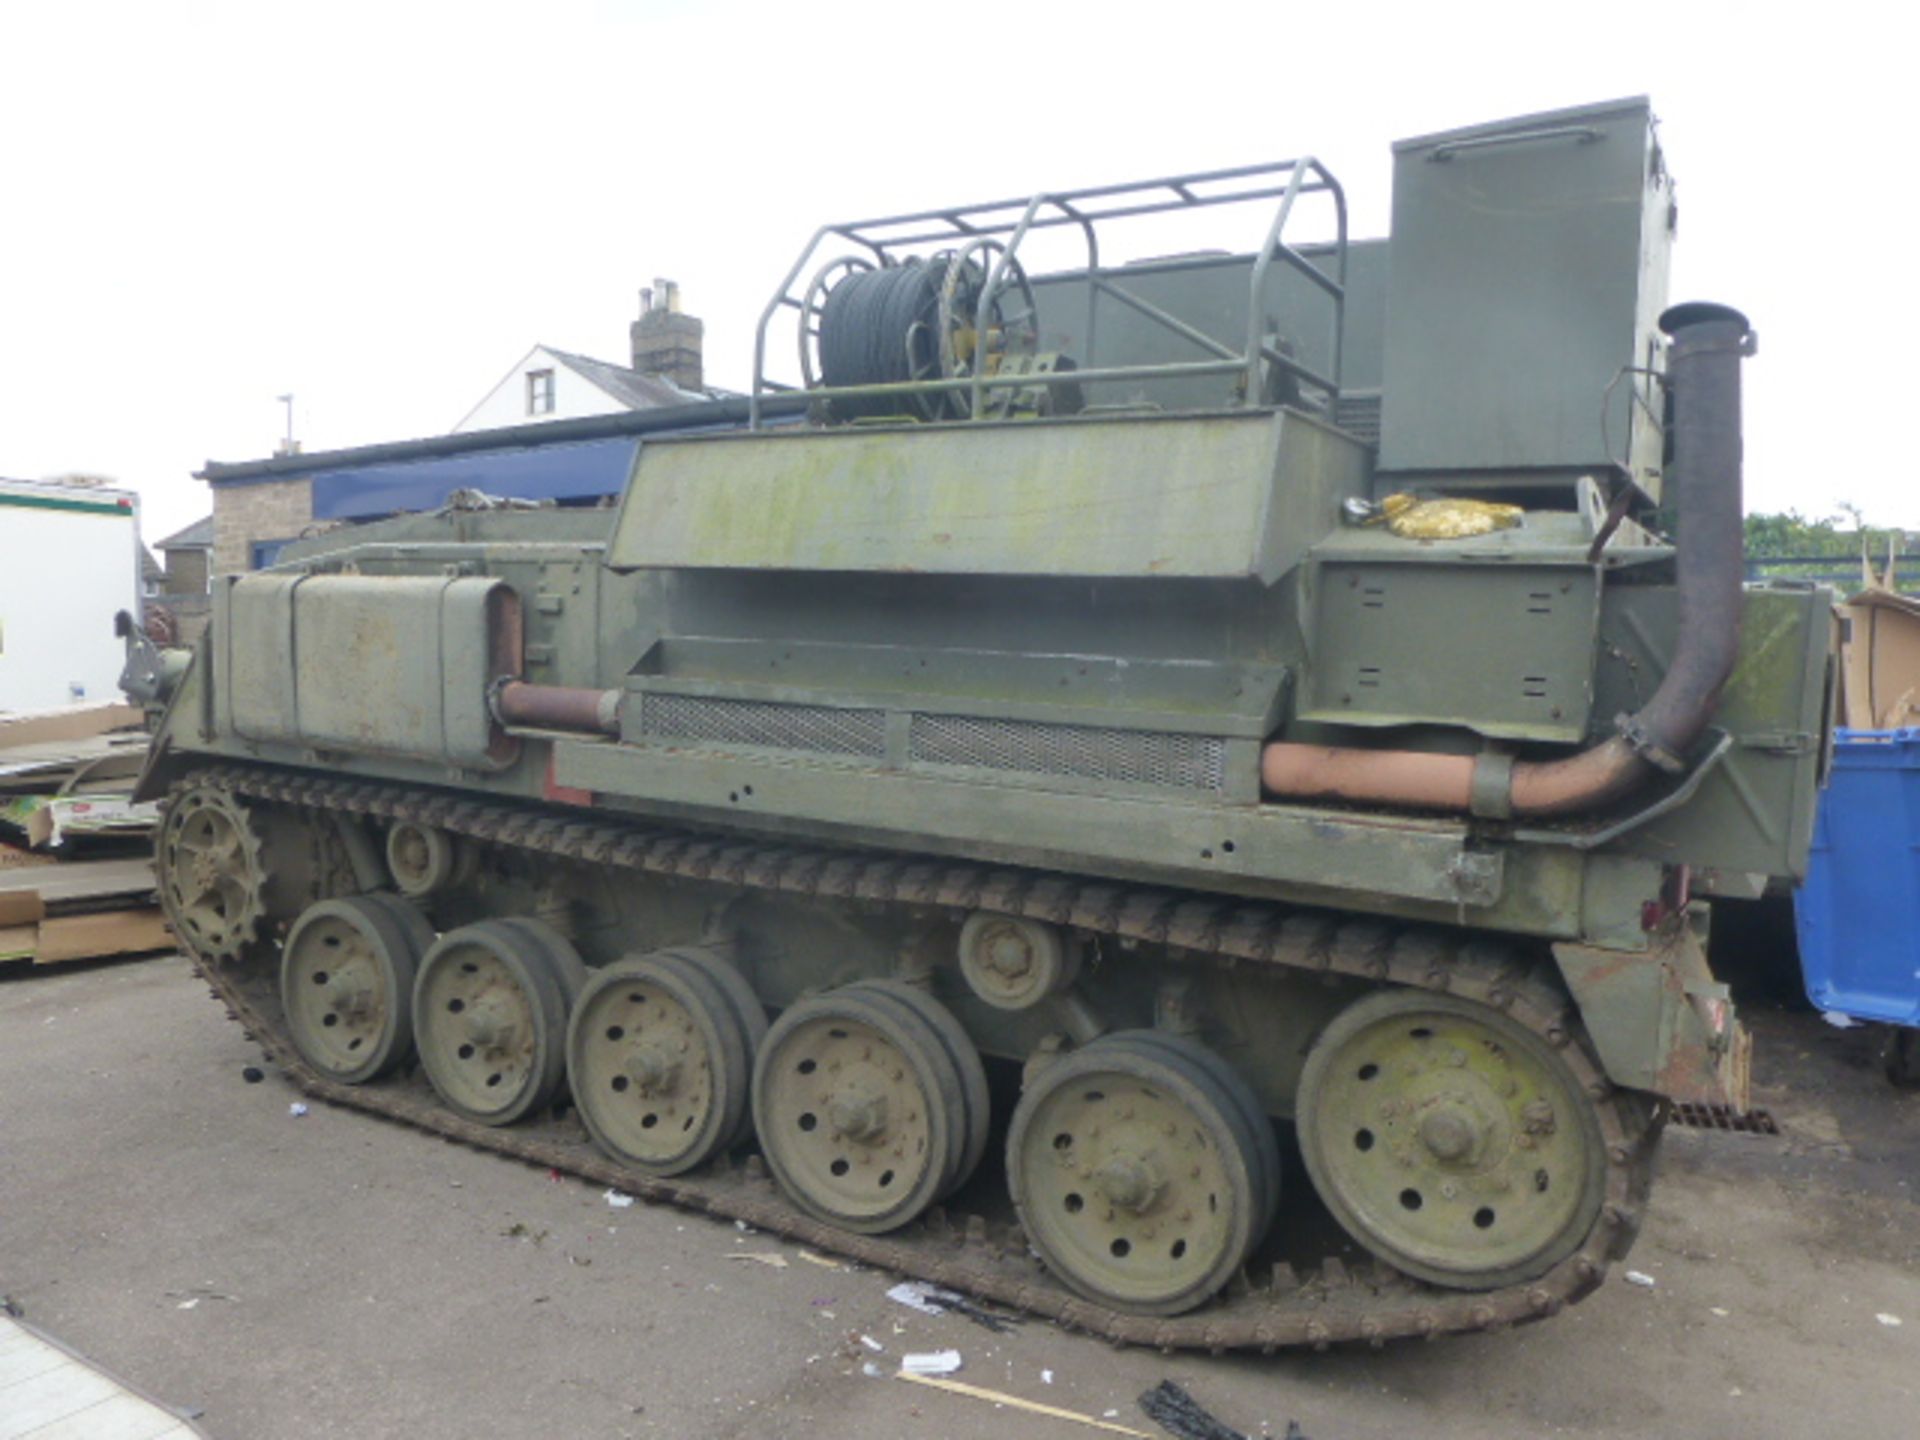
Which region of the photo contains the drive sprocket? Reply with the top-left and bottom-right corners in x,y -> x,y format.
155,783 -> 272,963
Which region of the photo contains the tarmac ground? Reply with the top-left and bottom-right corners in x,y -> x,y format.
2,950 -> 1914,1440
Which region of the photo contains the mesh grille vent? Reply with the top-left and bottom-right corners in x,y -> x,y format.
1334,392 -> 1381,446
638,694 -> 886,758
910,713 -> 1225,791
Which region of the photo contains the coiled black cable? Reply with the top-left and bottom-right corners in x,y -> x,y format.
818,260 -> 947,419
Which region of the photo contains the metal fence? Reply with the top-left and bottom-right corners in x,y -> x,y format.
1746,554 -> 1920,594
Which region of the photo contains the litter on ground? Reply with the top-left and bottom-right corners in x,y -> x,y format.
897,1372 -> 1151,1436
885,1279 -> 1020,1332
604,1189 -> 636,1209
887,1281 -> 945,1316
1139,1379 -> 1252,1440
900,1349 -> 964,1377
1624,1270 -> 1657,1288
725,1252 -> 789,1269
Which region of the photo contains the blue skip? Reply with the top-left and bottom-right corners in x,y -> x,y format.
1793,728 -> 1920,1081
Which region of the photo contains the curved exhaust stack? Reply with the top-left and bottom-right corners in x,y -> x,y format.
1262,302 -> 1754,820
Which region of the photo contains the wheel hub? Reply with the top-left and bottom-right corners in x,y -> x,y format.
750,987 -> 974,1236
1416,1103 -> 1488,1165
326,969 -> 376,1021
1093,1152 -> 1161,1213
569,950 -> 760,1176
280,896 -> 427,1086
1297,991 -> 1608,1290
827,1085 -> 888,1142
983,930 -> 1034,980
462,994 -> 522,1052
622,1040 -> 683,1097
1007,1032 -> 1276,1316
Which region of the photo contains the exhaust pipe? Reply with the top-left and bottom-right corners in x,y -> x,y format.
492,681 -> 622,735
1262,302 -> 1754,820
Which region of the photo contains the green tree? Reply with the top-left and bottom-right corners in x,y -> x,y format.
1744,507 -> 1911,589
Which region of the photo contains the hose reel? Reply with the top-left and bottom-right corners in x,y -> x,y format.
800,244 -> 1046,420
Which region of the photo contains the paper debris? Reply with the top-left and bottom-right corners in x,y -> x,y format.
1042,1369 -> 1055,1384
176,1298 -> 199,1310
604,1189 -> 636,1209
288,1102 -> 308,1117
1623,1270 -> 1657,1288
1822,1011 -> 1861,1030
885,1279 -> 1019,1333
1877,1313 -> 1903,1327
1709,1307 -> 1730,1318
862,1361 -> 886,1378
860,1334 -> 884,1352
895,1373 -> 1150,1436
888,1281 -> 947,1316
796,1249 -> 843,1270
725,1252 -> 789,1269
901,1350 -> 964,1377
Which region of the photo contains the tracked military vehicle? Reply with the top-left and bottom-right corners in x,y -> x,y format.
127,98 -> 1832,1349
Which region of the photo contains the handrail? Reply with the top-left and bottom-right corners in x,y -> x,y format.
750,156 -> 1348,429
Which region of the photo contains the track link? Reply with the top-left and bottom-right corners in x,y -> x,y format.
176,763 -> 1662,1352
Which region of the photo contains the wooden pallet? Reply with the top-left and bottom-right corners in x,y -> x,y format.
0,857 -> 169,966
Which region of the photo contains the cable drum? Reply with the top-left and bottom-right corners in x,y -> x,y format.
818,260 -> 948,419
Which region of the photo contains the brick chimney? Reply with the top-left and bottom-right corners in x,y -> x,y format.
630,278 -> 704,393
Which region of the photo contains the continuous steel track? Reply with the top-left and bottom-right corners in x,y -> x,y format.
177,763 -> 1662,1352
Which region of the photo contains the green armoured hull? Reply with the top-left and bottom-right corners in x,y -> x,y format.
131,97 -> 1829,1342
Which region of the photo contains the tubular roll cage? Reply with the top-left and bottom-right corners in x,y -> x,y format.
748,158 -> 1349,428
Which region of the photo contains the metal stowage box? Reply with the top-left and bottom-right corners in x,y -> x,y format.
1795,729 -> 1920,1026
1377,97 -> 1674,493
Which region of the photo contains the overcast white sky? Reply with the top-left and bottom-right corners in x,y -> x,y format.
2,0 -> 1910,543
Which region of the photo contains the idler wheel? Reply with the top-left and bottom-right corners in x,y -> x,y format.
750,981 -> 971,1234
412,920 -> 577,1126
1007,1030 -> 1273,1316
280,895 -> 433,1084
1295,988 -> 1607,1290
567,948 -> 762,1176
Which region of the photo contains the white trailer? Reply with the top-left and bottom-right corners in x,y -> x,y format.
0,478 -> 142,714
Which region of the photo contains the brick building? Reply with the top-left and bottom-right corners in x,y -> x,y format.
147,515 -> 215,643
206,285 -> 709,575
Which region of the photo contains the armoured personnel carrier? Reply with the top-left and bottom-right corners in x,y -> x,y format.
126,98 -> 1832,1349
